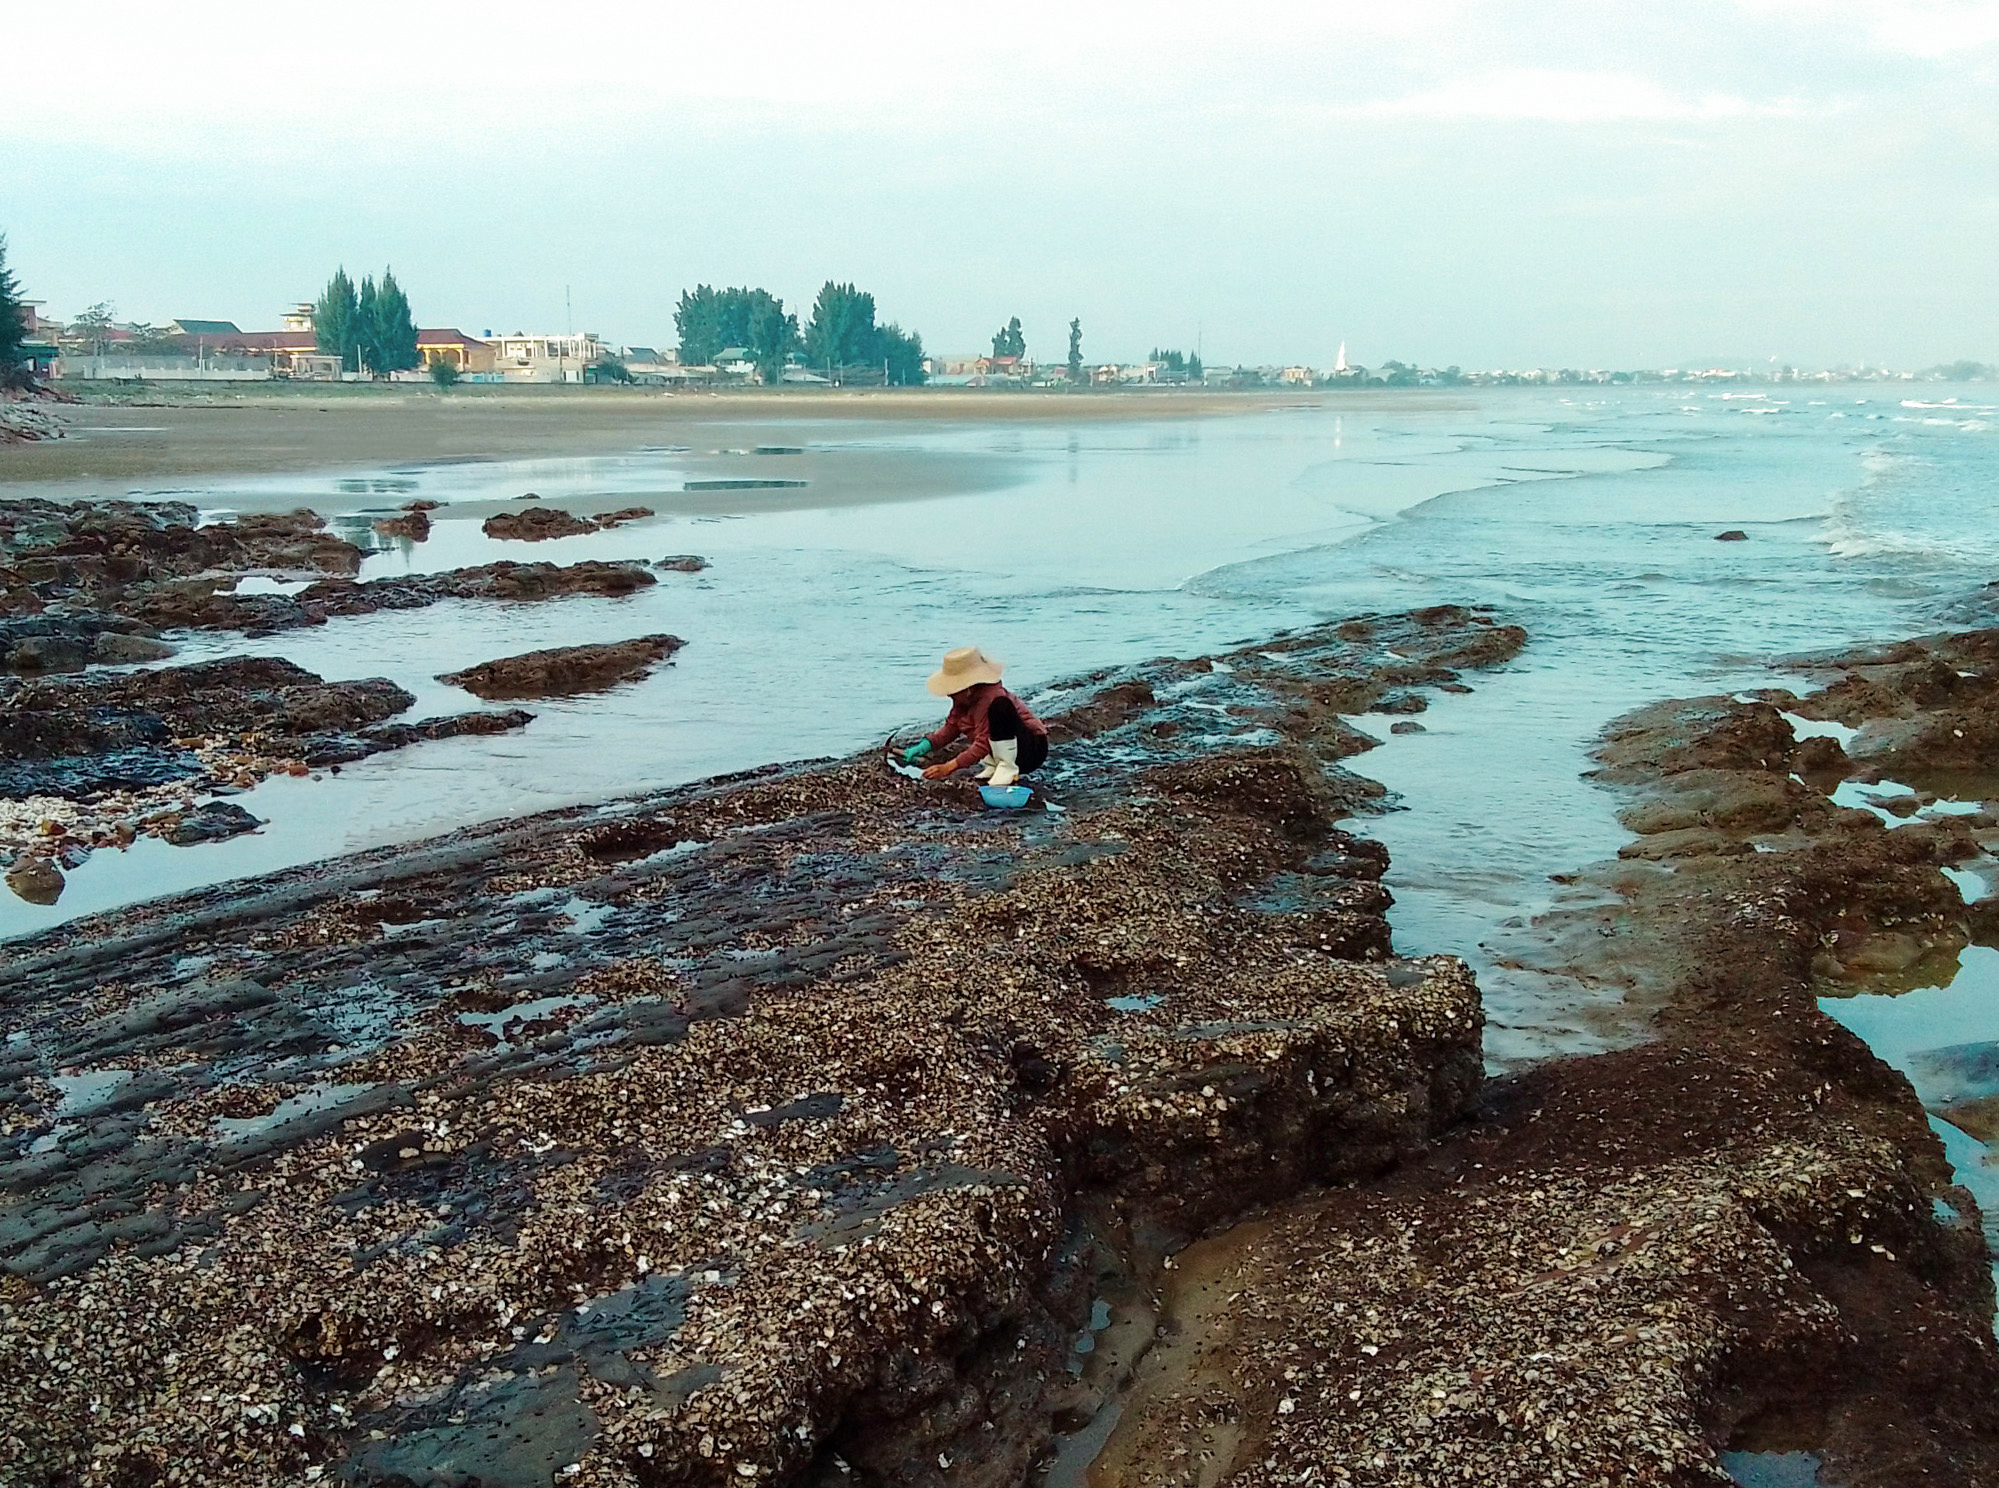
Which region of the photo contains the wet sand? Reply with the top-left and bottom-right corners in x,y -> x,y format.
0,386 -> 1425,513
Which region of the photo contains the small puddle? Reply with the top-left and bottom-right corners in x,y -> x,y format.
1104,994 -> 1164,1015
682,478 -> 809,492
50,1069 -> 136,1117
1721,1451 -> 1828,1487
559,896 -> 616,935
1778,711 -> 1857,748
213,1082 -> 379,1141
1828,777 -> 1985,829
458,994 -> 595,1046
1042,1401 -> 1123,1488
1068,1297 -> 1113,1369
1820,945 -> 1999,1327
1945,861 -> 1996,905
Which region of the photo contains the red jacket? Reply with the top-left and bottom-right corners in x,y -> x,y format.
925,682 -> 1048,775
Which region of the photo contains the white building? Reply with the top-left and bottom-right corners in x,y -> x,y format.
483,332 -> 607,383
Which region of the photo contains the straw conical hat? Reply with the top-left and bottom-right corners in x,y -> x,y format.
927,646 -> 1005,697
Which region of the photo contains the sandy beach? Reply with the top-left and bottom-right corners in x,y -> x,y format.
0,386 -> 1446,515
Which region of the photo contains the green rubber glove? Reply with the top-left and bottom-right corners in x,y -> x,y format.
902,739 -> 934,763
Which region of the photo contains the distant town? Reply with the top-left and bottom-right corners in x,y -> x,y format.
4,265 -> 1991,393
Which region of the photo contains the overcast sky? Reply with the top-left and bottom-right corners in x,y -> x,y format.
5,0 -> 1996,368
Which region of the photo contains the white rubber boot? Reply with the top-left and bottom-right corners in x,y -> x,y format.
988,738 -> 1021,787
974,755 -> 998,781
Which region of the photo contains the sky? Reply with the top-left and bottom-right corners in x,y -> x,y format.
4,0 -> 1997,369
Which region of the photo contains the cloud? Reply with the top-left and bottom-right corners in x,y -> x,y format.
1328,69 -> 1816,123
1734,0 -> 1999,59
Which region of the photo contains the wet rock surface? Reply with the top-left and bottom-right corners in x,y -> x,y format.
0,499 -> 360,622
1094,625 -> 1999,1488
0,610 -> 176,673
0,606 -> 1522,1488
128,558 -> 661,636
0,496 -> 672,641
0,400 -> 67,445
372,506 -> 433,542
481,505 -> 658,542
484,506 -> 598,542
0,656 -> 534,882
442,635 -> 687,701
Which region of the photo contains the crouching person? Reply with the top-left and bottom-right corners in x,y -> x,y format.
901,647 -> 1050,785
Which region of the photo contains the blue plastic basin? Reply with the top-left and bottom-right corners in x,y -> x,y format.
978,784 -> 1034,810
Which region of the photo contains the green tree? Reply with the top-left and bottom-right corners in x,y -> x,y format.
355,276 -> 379,373
69,302 -> 115,356
747,295 -> 799,385
0,236 -> 30,387
368,269 -> 419,373
991,316 -> 1025,360
674,285 -> 727,365
1067,319 -> 1083,383
675,285 -> 786,367
1188,352 -> 1202,380
314,267 -> 360,373
126,323 -> 183,356
429,359 -> 461,387
879,323 -> 927,386
805,281 -> 878,377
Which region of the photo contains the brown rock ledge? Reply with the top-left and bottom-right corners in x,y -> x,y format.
1095,626 -> 1999,1488
0,656 -> 533,874
0,494 -> 668,639
441,635 -> 686,700
0,605 -> 1522,1487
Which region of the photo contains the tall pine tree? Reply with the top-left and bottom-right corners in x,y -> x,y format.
314,268 -> 360,373
314,265 -> 417,374
0,235 -> 30,386
355,276 -> 379,374
990,316 -> 1025,360
372,269 -> 419,372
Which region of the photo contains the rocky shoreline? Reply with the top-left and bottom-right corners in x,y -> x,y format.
8,610 -> 1999,1487
0,606 -> 1519,1487
0,656 -> 535,896
0,498 -> 688,661
0,495 -> 710,900
1094,626 -> 1999,1487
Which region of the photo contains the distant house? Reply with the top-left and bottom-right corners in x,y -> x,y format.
620,347 -> 698,385
1281,366 -> 1314,385
715,347 -> 757,380
974,354 -> 1025,380
482,332 -> 607,383
167,319 -> 243,337
416,329 -> 495,375
198,329 -> 316,364
15,304 -> 58,379
1112,362 -> 1160,385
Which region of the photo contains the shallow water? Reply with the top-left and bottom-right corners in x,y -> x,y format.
9,387 -> 1999,1073
1821,945 -> 1999,1320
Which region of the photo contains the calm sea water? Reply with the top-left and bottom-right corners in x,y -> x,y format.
8,386 -> 1997,1068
